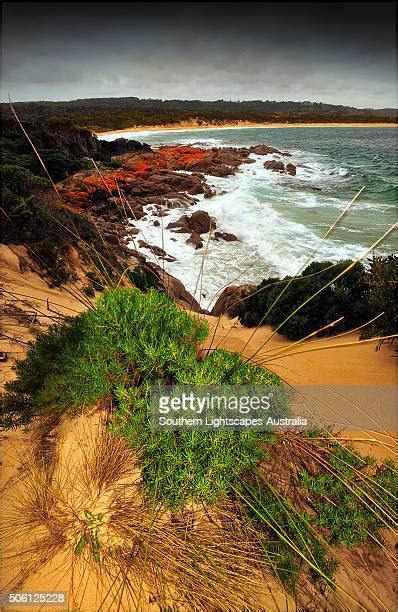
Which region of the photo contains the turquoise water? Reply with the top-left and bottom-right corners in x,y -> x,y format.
100,127 -> 397,307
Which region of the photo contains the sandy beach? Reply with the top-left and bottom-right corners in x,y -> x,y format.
96,120 -> 397,137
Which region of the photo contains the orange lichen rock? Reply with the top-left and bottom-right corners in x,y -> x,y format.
58,145 -> 249,212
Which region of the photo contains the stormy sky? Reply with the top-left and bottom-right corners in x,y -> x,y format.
1,2 -> 396,107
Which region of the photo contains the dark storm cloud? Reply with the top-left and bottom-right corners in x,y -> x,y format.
1,2 -> 396,106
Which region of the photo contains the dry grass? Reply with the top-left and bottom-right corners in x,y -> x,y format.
0,416 -> 282,611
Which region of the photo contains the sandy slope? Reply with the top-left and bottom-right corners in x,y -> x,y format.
1,245 -> 90,389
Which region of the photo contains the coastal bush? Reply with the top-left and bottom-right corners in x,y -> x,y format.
234,260 -> 370,339
361,255 -> 398,347
2,287 -> 282,505
237,476 -> 338,592
1,133 -> 84,181
300,442 -> 398,547
1,158 -> 127,286
234,436 -> 397,592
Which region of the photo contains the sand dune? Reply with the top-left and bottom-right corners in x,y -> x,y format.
1,245 -> 396,610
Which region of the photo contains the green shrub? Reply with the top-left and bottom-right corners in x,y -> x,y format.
3,287 -> 283,505
361,255 -> 398,346
300,443 -> 397,547
237,476 -> 338,592
5,288 -> 207,411
235,260 -> 370,340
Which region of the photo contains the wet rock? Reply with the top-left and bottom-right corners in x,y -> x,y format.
204,186 -> 215,199
189,210 -> 215,234
286,163 -> 297,176
264,160 -> 285,172
214,231 -> 239,242
167,215 -> 191,233
167,210 -> 216,235
186,232 -> 204,249
136,240 -> 176,262
250,144 -> 291,157
131,208 -> 146,220
138,240 -> 167,257
251,145 -> 280,155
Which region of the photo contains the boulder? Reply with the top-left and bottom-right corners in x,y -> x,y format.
167,210 -> 216,235
211,284 -> 256,317
189,210 -> 215,234
214,231 -> 238,242
131,208 -> 146,220
167,215 -> 191,233
263,160 -> 297,175
249,144 -> 291,157
264,160 -> 285,172
204,186 -> 215,199
186,233 -> 204,249
138,240 -> 167,257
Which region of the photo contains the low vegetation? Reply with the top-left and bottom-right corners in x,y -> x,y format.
2,287 -> 281,506
230,258 -> 397,344
300,442 -> 397,547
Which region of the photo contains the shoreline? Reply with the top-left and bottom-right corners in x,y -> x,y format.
96,121 -> 397,137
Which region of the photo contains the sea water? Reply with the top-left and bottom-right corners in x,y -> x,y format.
99,127 -> 397,309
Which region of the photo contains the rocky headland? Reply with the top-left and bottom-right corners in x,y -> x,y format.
58,142 -> 296,262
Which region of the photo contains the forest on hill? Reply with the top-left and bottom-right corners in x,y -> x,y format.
1,97 -> 396,132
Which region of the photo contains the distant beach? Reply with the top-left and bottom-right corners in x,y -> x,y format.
96,121 -> 397,137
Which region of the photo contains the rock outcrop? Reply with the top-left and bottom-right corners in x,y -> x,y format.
214,231 -> 239,242
57,143 -> 294,263
249,144 -> 291,157
211,284 -> 256,317
264,160 -> 297,175
185,233 -> 204,249
48,124 -> 152,158
144,263 -> 202,312
264,160 -> 285,172
167,210 -> 216,249
137,240 -> 176,261
100,138 -> 152,156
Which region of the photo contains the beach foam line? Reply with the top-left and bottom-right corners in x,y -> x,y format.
97,122 -> 397,140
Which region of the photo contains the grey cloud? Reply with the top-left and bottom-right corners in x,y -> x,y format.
2,2 -> 396,106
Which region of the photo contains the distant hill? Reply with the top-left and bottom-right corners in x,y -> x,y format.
1,97 -> 396,132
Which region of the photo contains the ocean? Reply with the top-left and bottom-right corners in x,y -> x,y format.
99,126 -> 397,309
